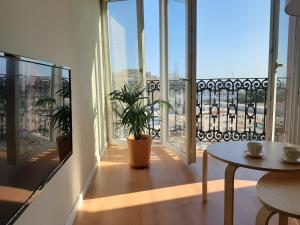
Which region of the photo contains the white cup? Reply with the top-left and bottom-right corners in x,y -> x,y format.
247,142 -> 262,155
283,146 -> 300,162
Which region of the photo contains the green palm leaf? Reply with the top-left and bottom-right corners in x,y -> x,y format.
108,82 -> 171,140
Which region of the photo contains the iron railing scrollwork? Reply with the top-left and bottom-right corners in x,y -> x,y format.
196,78 -> 268,142
146,80 -> 161,139
146,78 -> 271,142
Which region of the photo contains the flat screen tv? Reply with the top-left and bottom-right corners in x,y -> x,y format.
0,52 -> 72,225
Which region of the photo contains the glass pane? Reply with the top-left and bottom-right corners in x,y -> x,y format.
168,0 -> 186,151
144,0 -> 161,140
107,0 -> 141,140
145,0 -> 159,80
274,0 -> 289,142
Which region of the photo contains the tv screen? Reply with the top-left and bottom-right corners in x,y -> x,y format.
0,52 -> 72,225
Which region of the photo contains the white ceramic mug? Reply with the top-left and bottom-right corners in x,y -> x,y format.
283,146 -> 300,162
247,142 -> 262,155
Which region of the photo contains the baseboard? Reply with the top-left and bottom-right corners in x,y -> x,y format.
65,162 -> 98,225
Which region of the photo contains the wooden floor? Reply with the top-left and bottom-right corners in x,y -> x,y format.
73,146 -> 300,225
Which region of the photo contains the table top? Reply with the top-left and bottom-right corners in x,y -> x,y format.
207,141 -> 300,172
257,172 -> 300,218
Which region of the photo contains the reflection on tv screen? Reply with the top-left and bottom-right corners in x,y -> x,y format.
0,52 -> 72,225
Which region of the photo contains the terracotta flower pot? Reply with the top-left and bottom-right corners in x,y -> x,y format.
56,135 -> 72,161
127,134 -> 152,168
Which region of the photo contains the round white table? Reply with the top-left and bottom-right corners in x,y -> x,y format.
204,141 -> 300,225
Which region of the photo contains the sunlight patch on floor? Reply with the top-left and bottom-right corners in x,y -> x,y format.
100,161 -> 128,166
80,179 -> 257,213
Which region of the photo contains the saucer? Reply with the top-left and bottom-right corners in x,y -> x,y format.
281,155 -> 300,164
244,150 -> 265,158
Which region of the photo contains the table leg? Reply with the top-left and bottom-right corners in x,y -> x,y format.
202,150 -> 208,203
255,206 -> 275,225
279,214 -> 288,225
224,164 -> 238,225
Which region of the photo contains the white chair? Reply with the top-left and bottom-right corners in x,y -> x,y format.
256,172 -> 300,225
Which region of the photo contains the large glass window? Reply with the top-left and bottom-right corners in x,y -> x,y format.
196,0 -> 271,143
107,0 -> 141,139
107,0 -> 140,89
103,0 -> 288,147
144,0 -> 160,80
144,0 -> 161,140
168,0 -> 186,150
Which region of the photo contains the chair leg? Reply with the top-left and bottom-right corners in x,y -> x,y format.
279,214 -> 288,225
256,206 -> 276,225
202,150 -> 208,203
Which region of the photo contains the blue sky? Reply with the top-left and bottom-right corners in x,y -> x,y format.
108,0 -> 139,74
0,0 -> 289,80
108,0 -> 288,79
196,0 -> 271,78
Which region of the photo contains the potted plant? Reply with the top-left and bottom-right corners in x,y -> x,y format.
108,82 -> 171,168
35,79 -> 72,161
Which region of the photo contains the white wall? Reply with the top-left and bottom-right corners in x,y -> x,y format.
0,0 -> 106,224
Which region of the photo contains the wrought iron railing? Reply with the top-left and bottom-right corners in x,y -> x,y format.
196,78 -> 267,142
146,80 -> 161,139
146,78 -> 269,142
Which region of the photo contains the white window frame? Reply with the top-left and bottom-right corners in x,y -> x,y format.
101,0 -> 197,163
285,17 -> 300,144
266,0 -> 280,141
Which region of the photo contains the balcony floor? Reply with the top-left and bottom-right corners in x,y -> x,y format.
73,146 -> 299,225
